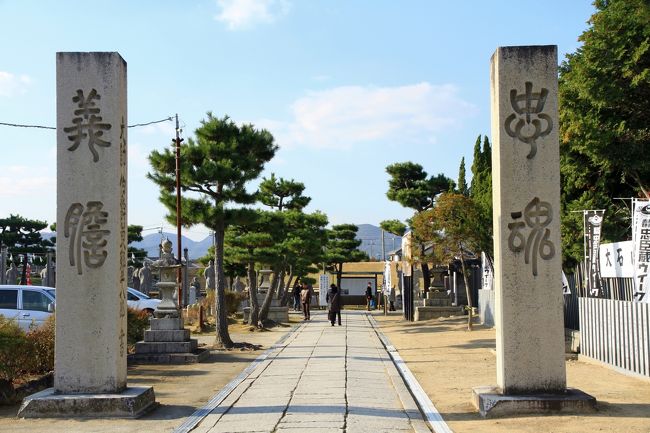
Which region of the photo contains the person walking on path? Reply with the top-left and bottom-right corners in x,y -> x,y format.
300,282 -> 313,320
365,282 -> 373,311
326,283 -> 342,326
292,281 -> 302,311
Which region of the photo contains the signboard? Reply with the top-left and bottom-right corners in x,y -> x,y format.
599,241 -> 634,278
319,274 -> 329,306
584,210 -> 605,297
562,271 -> 570,295
633,200 -> 650,302
384,261 -> 392,294
481,252 -> 494,291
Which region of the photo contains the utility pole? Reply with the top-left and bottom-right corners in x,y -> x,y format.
381,230 -> 386,261
174,113 -> 184,308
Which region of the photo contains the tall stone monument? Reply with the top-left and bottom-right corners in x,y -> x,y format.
19,52 -> 155,418
472,45 -> 595,416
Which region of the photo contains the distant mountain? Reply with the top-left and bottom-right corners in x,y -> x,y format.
356,224 -> 402,260
112,224 -> 401,261
131,232 -> 212,260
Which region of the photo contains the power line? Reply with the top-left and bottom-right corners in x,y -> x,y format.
0,116 -> 173,130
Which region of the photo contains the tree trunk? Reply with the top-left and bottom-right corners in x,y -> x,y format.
276,264 -> 287,301
336,263 -> 343,287
259,266 -> 283,321
280,269 -> 294,307
20,254 -> 27,285
214,224 -> 234,348
420,244 -> 431,291
459,246 -> 474,331
247,262 -> 259,326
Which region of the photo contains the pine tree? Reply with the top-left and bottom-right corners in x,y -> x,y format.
457,157 -> 468,196
148,114 -> 277,348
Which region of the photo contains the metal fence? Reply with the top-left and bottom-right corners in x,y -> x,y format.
579,297 -> 650,378
563,262 -> 637,330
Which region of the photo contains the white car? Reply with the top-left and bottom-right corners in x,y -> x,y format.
126,288 -> 160,315
0,285 -> 160,330
0,285 -> 55,331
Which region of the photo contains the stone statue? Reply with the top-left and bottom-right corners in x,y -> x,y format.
232,276 -> 245,292
139,261 -> 152,294
190,276 -> 201,303
204,259 -> 216,291
132,267 -> 141,291
6,263 -> 18,284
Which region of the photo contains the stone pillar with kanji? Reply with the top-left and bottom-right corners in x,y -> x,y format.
18,52 -> 154,418
472,45 -> 596,417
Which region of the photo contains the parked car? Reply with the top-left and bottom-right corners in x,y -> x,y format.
0,285 -> 160,330
126,288 -> 160,316
0,285 -> 55,331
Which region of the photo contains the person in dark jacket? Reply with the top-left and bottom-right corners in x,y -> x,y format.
292,281 -> 302,311
365,282 -> 373,311
326,283 -> 342,326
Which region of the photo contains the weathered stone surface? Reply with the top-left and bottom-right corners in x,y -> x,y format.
55,52 -> 128,395
17,386 -> 156,418
134,340 -> 198,354
143,329 -> 190,342
128,349 -> 209,365
150,317 -> 183,330
414,306 -> 463,321
472,386 -> 597,418
491,45 -> 566,394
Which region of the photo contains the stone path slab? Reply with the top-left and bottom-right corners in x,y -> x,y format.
179,311 -> 433,433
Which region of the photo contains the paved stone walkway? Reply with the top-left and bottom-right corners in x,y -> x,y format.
186,311 -> 432,433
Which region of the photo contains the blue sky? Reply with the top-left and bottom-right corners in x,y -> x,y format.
0,0 -> 595,240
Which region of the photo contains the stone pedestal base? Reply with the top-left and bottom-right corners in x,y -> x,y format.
414,306 -> 463,321
243,306 -> 289,323
472,386 -> 597,418
17,386 -> 156,418
129,317 -> 209,364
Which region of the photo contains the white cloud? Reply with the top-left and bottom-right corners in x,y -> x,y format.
263,82 -> 477,150
214,0 -> 290,30
0,166 -> 54,197
0,71 -> 31,97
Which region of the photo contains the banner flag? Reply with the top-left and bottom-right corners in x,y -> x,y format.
319,274 -> 329,306
632,200 -> 650,302
562,271 -> 570,295
584,210 -> 605,297
599,241 -> 634,278
481,252 -> 494,291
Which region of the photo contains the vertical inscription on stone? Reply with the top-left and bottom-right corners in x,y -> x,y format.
504,81 -> 553,159
64,201 -> 110,275
56,52 -> 127,394
118,117 -> 127,357
63,89 -> 112,162
491,46 -> 566,394
507,197 -> 555,276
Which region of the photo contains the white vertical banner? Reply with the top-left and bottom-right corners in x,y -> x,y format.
562,271 -> 570,295
584,210 -> 605,297
632,199 -> 650,302
319,274 -> 329,306
481,251 -> 494,291
384,261 -> 392,293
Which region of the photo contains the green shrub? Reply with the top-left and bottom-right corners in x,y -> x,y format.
224,290 -> 246,316
127,307 -> 150,347
0,316 -> 27,383
23,316 -> 55,375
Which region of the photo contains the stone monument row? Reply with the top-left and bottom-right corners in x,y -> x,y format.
19,52 -> 155,417
472,45 -> 595,416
